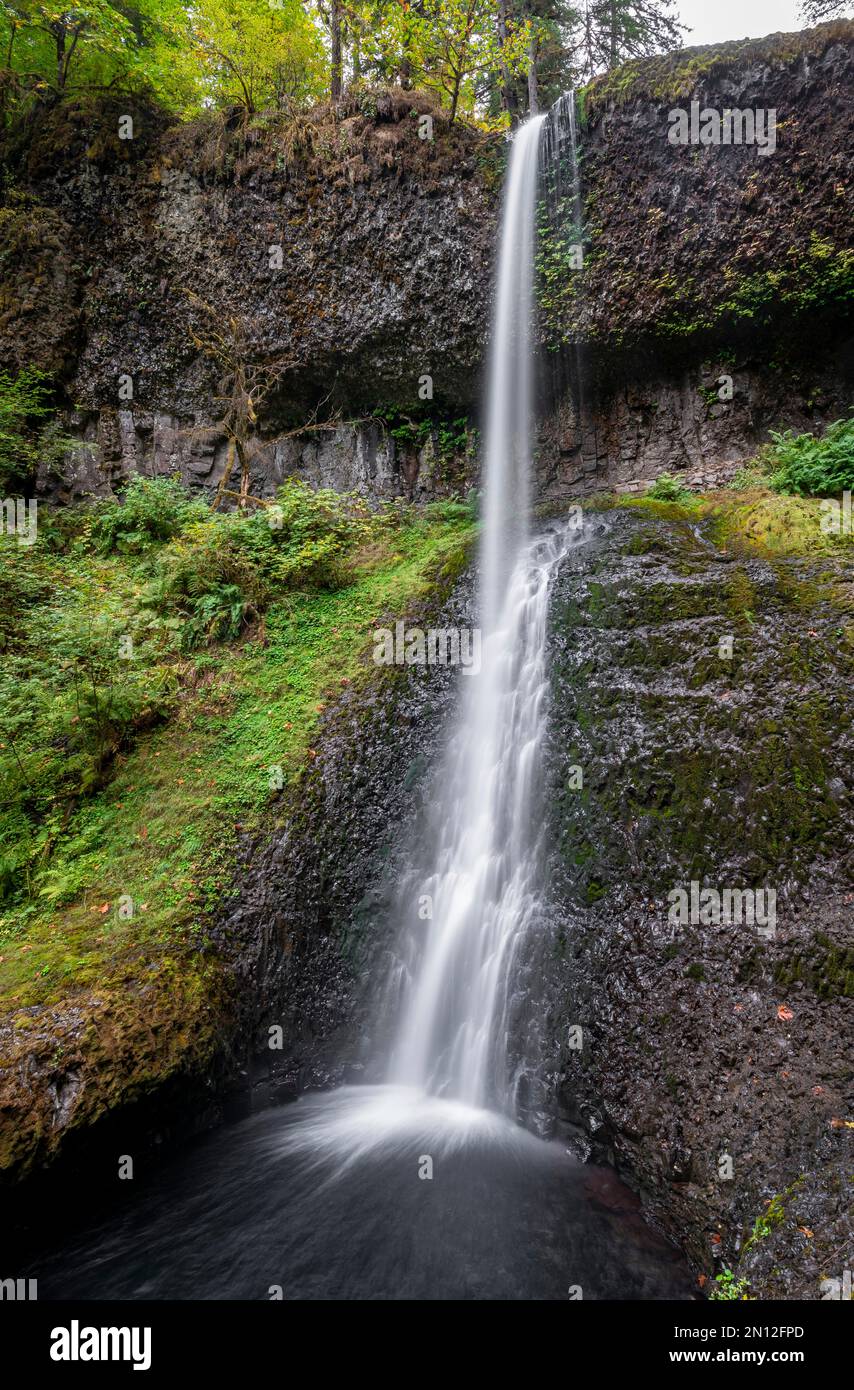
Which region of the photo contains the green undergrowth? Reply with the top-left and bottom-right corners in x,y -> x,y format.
0,482 -> 476,1012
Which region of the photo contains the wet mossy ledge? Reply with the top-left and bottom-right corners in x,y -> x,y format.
0,488 -> 477,1205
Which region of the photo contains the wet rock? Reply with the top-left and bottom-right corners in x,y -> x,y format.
541,508 -> 854,1297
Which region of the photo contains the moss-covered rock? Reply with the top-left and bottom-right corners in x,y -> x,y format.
542,502 -> 853,1297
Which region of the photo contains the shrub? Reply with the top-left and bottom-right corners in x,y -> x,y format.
265,478 -> 378,588
142,479 -> 383,649
768,417 -> 854,497
90,476 -> 209,554
647,472 -> 694,503
0,367 -> 70,492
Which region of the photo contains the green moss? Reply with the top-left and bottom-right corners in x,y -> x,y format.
775,937 -> 854,1000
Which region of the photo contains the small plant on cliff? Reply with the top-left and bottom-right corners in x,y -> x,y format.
647,472 -> 694,503
709,1268 -> 752,1301
768,417 -> 854,498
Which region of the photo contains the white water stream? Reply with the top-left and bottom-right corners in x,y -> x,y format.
388,114 -> 584,1116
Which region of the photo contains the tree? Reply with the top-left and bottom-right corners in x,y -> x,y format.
0,0 -> 198,114
185,293 -> 299,510
181,0 -> 325,114
799,0 -> 849,20
569,0 -> 684,80
2,2 -> 133,96
314,0 -> 344,99
415,0 -> 533,122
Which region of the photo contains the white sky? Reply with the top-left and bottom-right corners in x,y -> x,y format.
677,0 -> 805,47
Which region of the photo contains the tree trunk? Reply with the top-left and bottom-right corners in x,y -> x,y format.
351,22 -> 361,83
497,0 -> 519,123
330,2 -> 343,101
53,26 -> 66,92
237,440 -> 251,510
527,35 -> 539,113
449,72 -> 461,124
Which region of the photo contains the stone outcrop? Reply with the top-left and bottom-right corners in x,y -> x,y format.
2,23 -> 852,502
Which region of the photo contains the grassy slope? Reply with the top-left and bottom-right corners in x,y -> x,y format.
0,510 -> 474,1172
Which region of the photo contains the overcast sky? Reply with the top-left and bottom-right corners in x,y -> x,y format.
676,0 -> 804,47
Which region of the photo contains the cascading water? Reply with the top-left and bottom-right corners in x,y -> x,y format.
388,114 -> 578,1120
389,115 -> 546,1102
540,91 -> 592,458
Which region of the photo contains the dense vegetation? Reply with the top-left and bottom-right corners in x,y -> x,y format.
0,0 -> 692,129
0,476 -> 475,1007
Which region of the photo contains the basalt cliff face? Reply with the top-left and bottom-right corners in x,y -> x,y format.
1,88 -> 497,503
2,23 -> 852,505
535,21 -> 854,497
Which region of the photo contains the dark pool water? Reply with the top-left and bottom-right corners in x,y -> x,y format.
30,1087 -> 695,1301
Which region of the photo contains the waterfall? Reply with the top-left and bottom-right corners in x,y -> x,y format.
479,113 -> 546,632
540,91 -> 591,456
388,113 -> 575,1118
